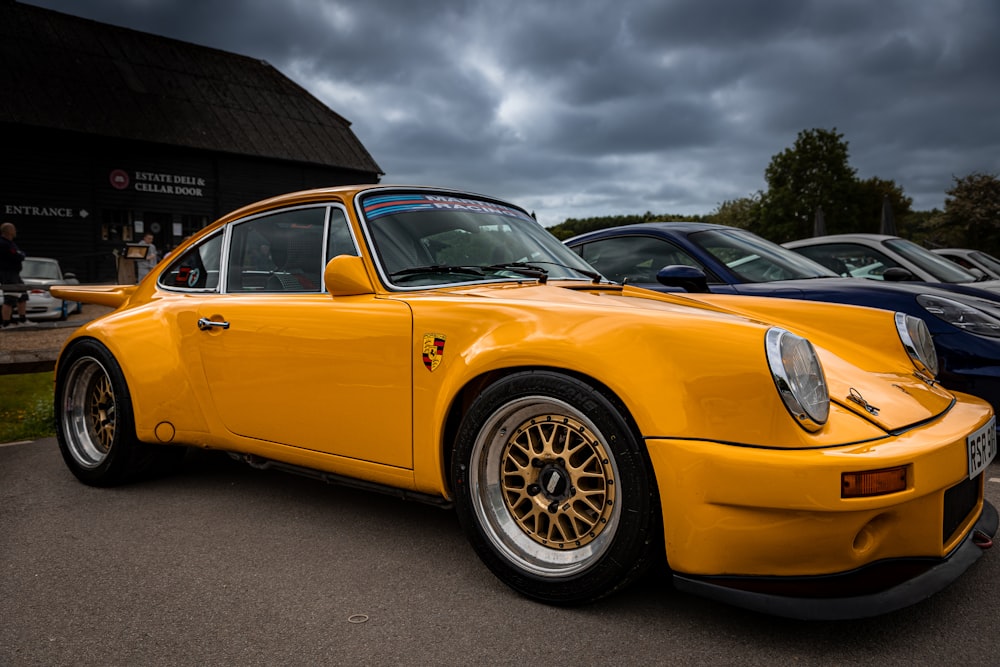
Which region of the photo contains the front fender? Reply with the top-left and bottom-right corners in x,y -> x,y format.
405,295 -> 890,495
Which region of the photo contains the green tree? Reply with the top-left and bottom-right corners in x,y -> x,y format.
856,177 -> 912,233
547,211 -> 703,240
938,172 -> 1000,253
706,193 -> 762,231
904,208 -> 948,247
758,128 -> 860,242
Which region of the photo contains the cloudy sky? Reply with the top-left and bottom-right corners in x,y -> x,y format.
23,0 -> 1000,226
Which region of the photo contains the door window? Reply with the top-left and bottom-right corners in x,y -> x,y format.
227,208 -> 326,293
575,235 -> 701,284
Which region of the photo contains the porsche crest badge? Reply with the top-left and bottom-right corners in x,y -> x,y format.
422,333 -> 446,371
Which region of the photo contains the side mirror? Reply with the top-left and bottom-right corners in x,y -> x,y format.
655,265 -> 710,293
64,272 -> 77,280
324,255 -> 374,296
882,266 -> 916,281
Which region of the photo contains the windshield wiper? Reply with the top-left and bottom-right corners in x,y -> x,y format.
390,261 -> 599,286
500,260 -> 603,283
482,262 -> 549,283
390,265 -> 486,280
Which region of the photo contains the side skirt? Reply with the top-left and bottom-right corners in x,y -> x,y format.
231,452 -> 454,509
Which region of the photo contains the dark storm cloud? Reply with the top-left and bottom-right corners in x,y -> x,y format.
22,0 -> 1000,226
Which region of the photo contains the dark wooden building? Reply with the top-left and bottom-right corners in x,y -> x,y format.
0,0 -> 382,282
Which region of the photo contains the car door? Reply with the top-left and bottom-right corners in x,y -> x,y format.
164,205 -> 415,469
196,294 -> 413,468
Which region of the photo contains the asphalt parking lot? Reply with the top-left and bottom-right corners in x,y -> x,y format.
2,440 -> 1000,666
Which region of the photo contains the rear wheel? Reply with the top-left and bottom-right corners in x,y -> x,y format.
452,370 -> 661,604
56,339 -> 183,486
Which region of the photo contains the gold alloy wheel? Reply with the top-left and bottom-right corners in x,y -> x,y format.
88,371 -> 116,452
500,413 -> 616,549
470,396 -> 623,577
62,356 -> 117,469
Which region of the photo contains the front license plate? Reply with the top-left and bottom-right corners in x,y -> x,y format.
968,416 -> 997,480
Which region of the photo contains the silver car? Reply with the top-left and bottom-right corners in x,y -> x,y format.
20,257 -> 82,320
932,248 -> 1000,280
784,233 -> 1000,294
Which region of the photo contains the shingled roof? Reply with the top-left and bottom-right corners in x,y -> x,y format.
0,1 -> 383,177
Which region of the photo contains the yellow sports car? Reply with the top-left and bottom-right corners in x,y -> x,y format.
51,185 -> 997,619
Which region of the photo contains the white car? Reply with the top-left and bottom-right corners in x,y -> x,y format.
932,248 -> 1000,280
784,233 -> 1000,294
20,257 -> 82,320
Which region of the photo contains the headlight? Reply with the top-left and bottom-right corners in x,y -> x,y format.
895,312 -> 939,377
916,294 -> 1000,338
765,328 -> 829,432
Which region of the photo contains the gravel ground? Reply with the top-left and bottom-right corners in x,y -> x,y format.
0,305 -> 113,354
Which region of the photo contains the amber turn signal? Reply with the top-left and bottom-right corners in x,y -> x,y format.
842,466 -> 908,498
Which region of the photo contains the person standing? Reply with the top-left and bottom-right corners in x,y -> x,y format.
0,222 -> 28,327
136,232 -> 159,282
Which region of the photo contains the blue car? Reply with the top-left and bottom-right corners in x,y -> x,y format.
565,222 -> 1000,411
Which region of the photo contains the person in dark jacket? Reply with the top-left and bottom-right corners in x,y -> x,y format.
0,222 -> 28,327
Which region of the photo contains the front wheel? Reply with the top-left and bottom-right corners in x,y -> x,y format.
451,371 -> 661,604
56,339 -> 183,486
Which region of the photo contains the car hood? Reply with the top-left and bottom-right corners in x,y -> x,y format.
727,277 -> 1000,320
439,281 -> 958,434
966,278 -> 1000,292
22,277 -> 63,287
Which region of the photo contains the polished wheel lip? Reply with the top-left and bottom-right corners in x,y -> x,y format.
470,395 -> 622,577
61,355 -> 116,469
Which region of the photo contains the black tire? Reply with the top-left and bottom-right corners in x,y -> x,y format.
451,370 -> 661,605
55,338 -> 184,486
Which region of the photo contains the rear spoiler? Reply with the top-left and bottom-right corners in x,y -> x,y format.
50,285 -> 136,309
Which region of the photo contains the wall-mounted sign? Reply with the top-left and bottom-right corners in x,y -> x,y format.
109,168 -> 209,197
110,169 -> 129,190
3,204 -> 77,218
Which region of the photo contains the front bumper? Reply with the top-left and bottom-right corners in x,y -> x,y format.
673,500 -> 996,620
645,396 -> 996,619
25,292 -> 72,320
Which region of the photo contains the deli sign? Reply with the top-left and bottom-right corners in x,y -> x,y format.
110,168 -> 208,197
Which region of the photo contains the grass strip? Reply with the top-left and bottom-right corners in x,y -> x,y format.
0,371 -> 55,442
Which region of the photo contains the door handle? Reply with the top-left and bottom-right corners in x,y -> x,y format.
197,317 -> 230,331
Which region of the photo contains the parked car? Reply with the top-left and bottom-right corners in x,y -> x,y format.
932,248 -> 1000,280
20,256 -> 82,320
783,233 -> 1000,293
566,222 -> 1000,412
52,185 -> 996,620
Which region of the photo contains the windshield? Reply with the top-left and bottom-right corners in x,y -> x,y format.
360,191 -> 601,288
689,229 -> 838,282
20,259 -> 61,280
969,251 -> 1000,276
885,238 -> 979,283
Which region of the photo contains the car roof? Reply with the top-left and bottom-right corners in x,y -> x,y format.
214,183 -> 522,227
565,221 -> 734,243
784,233 -> 900,246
